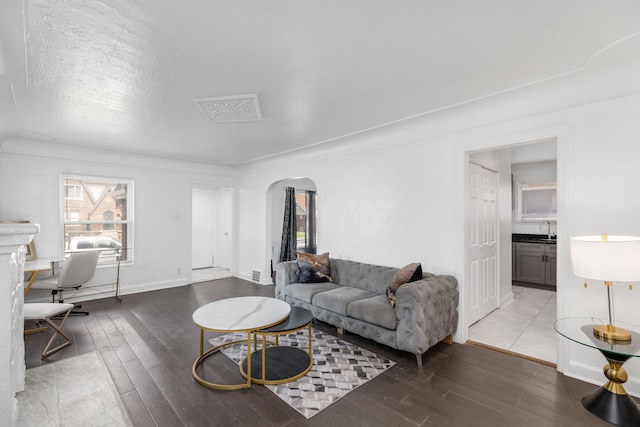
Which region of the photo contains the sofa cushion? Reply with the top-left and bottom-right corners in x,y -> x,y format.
283,282 -> 340,304
387,262 -> 422,306
330,259 -> 397,294
312,287 -> 377,316
347,294 -> 397,330
297,252 -> 332,283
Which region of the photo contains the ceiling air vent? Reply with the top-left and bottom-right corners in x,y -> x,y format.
193,93 -> 262,123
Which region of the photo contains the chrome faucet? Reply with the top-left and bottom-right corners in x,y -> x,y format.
546,220 -> 551,239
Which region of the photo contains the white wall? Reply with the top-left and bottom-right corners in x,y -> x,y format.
0,138 -> 238,300
240,139 -> 460,278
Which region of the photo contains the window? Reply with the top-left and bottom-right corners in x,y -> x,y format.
67,211 -> 80,222
62,175 -> 133,264
295,190 -> 317,253
65,184 -> 83,200
103,211 -> 114,229
516,181 -> 557,221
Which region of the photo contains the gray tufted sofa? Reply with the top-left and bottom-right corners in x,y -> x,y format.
275,258 -> 459,367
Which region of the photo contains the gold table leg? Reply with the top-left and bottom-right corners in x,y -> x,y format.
24,321 -> 48,335
24,270 -> 48,334
24,271 -> 40,296
192,328 -> 253,390
245,321 -> 314,386
262,334 -> 267,381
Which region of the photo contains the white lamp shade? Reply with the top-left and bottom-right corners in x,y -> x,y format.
570,235 -> 640,282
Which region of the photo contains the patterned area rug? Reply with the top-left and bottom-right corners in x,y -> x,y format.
209,328 -> 396,418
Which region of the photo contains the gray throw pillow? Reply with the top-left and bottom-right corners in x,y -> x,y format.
386,263 -> 422,306
297,252 -> 332,283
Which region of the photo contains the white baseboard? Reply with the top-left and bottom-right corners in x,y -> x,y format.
564,359 -> 640,398
500,291 -> 514,308
237,271 -> 273,285
25,278 -> 190,303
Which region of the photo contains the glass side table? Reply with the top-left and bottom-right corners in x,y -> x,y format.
554,317 -> 640,426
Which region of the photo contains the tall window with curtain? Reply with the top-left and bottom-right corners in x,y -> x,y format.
279,187 -> 297,262
296,189 -> 317,254
280,187 -> 317,262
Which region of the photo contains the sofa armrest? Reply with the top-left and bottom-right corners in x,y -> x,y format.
394,275 -> 459,355
275,261 -> 299,300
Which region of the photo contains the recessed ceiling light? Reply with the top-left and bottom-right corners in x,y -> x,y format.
193,93 -> 262,123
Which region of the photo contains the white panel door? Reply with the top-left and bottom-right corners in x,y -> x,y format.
192,187 -> 216,270
468,163 -> 499,325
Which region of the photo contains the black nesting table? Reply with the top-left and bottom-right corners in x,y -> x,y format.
241,306 -> 314,385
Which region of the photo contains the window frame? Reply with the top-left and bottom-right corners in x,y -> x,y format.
515,181 -> 557,222
295,189 -> 317,254
64,184 -> 83,200
60,174 -> 134,265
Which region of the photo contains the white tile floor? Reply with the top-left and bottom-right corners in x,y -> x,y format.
16,352 -> 131,427
468,285 -> 557,364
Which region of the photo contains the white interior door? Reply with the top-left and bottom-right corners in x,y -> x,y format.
192,187 -> 215,270
468,163 -> 499,325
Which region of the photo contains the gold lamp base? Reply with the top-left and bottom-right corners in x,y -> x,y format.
593,324 -> 632,342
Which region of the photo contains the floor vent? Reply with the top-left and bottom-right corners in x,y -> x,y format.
251,269 -> 262,283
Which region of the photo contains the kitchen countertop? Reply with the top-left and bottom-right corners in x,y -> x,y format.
512,233 -> 557,244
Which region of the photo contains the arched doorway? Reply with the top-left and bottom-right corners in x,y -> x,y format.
266,178 -> 317,282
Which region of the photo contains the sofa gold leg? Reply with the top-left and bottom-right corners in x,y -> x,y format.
337,327 -> 344,335
442,335 -> 453,344
416,353 -> 423,368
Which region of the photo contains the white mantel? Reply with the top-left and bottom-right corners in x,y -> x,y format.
0,223 -> 40,427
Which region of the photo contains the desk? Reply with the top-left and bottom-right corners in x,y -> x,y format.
25,255 -> 123,303
191,296 -> 290,390
23,258 -> 63,296
554,317 -> 640,426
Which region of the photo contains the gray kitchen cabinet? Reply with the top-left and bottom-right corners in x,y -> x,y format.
546,244 -> 556,286
515,242 -> 556,286
512,242 -> 516,281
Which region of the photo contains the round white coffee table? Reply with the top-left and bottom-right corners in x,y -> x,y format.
192,296 -> 290,390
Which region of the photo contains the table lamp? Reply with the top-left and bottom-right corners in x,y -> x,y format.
570,233 -> 640,341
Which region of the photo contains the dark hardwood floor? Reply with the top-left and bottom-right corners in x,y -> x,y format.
25,278 -> 614,426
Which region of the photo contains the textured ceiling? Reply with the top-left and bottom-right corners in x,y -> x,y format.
1,1 -> 640,164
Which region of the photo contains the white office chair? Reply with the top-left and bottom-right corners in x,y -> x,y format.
30,251 -> 100,315
24,303 -> 75,358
